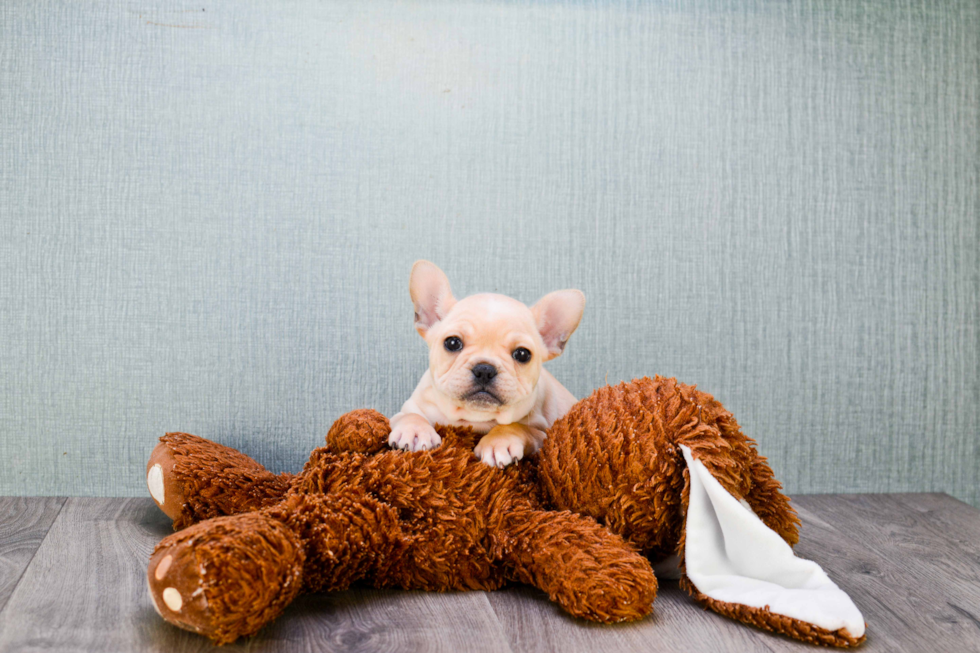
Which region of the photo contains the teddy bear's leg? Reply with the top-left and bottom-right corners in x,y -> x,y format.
147,432 -> 293,530
262,491 -> 407,594
500,508 -> 658,623
676,445 -> 866,647
147,511 -> 305,645
148,492 -> 405,644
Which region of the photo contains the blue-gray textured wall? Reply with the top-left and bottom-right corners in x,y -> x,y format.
1,0 -> 977,505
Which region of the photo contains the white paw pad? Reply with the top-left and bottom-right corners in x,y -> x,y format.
163,587 -> 183,612
147,464 -> 165,504
155,554 -> 173,581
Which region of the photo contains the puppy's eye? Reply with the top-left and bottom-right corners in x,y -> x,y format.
512,347 -> 532,363
444,336 -> 463,352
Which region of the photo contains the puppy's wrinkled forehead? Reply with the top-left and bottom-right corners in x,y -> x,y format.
440,294 -> 538,344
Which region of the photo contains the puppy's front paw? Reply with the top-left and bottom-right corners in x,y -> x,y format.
475,430 -> 527,468
388,419 -> 442,452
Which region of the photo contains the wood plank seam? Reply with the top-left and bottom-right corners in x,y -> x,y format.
0,497 -> 67,616
476,591 -> 518,653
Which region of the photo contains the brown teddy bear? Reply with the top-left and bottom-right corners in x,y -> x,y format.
146,377 -> 866,647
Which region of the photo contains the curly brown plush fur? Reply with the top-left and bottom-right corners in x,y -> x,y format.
540,376 -> 800,553
146,376 -> 865,647
541,377 -> 863,647
148,412 -> 657,643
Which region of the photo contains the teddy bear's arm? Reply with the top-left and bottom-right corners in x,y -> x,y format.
499,508 -> 657,623
147,433 -> 293,530
325,409 -> 392,454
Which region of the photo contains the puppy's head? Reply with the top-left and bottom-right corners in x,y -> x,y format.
408,260 -> 585,415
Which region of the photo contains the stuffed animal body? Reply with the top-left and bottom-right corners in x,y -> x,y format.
146,377 -> 866,647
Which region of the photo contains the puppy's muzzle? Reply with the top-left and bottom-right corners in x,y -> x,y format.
471,363 -> 497,386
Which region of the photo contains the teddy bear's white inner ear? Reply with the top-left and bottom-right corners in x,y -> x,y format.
679,445 -> 865,638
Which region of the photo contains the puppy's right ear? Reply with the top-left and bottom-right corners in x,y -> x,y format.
409,260 -> 456,337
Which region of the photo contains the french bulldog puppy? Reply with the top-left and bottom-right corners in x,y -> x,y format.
389,261 -> 585,468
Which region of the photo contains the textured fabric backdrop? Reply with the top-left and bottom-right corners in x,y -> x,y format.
1,0 -> 977,505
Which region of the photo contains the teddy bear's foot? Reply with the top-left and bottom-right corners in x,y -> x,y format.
147,442 -> 189,525
147,432 -> 294,530
148,512 -> 306,645
147,523 -> 211,635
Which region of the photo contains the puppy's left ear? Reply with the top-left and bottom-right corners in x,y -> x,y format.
531,290 -> 585,360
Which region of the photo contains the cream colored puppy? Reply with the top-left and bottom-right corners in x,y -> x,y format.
389,261 -> 585,468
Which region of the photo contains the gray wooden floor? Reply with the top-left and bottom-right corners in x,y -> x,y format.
0,494 -> 977,652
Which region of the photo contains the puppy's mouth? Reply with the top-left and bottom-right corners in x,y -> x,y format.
463,389 -> 504,407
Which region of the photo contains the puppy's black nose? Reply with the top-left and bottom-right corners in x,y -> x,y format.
471,363 -> 498,386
